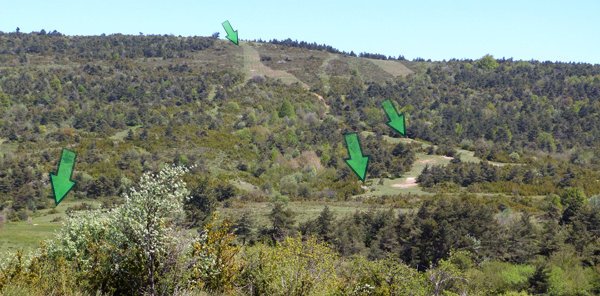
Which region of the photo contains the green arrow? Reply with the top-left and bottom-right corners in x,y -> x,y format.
344,133 -> 370,182
382,99 -> 406,136
50,149 -> 77,206
221,20 -> 239,45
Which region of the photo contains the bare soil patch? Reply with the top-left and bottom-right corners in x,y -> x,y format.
391,177 -> 418,189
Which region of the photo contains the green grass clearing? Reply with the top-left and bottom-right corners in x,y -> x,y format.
358,133 -> 514,196
0,199 -> 101,256
110,125 -> 142,141
368,58 -> 413,77
242,43 -> 305,86
219,201 -> 401,228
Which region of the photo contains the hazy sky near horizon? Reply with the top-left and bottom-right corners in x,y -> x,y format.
2,0 -> 599,63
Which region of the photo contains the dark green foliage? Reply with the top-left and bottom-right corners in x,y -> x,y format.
278,99 -> 295,118
417,159 -> 600,196
233,211 -> 254,245
433,143 -> 457,157
1,32 -> 600,296
360,62 -> 600,152
494,212 -> 541,263
566,204 -> 600,266
560,187 -> 586,224
364,135 -> 416,178
0,32 -> 214,59
264,202 -> 296,242
183,175 -> 238,227
418,161 -> 501,187
315,206 -> 335,243
398,196 -> 499,269
301,206 -> 336,243
184,177 -> 217,227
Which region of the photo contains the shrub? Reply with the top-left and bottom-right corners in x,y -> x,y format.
241,237 -> 339,295
0,251 -> 84,295
45,165 -> 191,295
546,248 -> 597,296
190,215 -> 242,293
339,255 -> 428,295
16,209 -> 28,221
477,261 -> 535,294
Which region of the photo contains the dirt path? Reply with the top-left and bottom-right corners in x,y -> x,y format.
320,53 -> 338,72
311,92 -> 330,114
391,177 -> 418,189
241,43 -> 307,87
388,153 -> 454,190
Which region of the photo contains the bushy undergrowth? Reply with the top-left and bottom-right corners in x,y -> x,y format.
1,165 -> 598,295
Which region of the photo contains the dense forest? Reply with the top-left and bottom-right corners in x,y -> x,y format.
0,31 -> 599,295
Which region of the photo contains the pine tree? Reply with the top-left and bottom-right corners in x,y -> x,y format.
184,178 -> 217,227
233,211 -> 254,245
268,202 -> 296,241
560,187 -> 586,224
528,264 -> 550,295
507,212 -> 540,263
278,99 -> 295,118
125,129 -> 135,141
316,206 -> 335,242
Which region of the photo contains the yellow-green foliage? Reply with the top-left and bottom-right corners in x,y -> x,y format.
476,261 -> 535,294
0,251 -> 87,295
425,250 -> 495,296
339,255 -> 428,295
477,54 -> 499,70
242,236 -> 339,295
500,292 -> 532,296
546,248 -> 597,296
191,216 -> 243,293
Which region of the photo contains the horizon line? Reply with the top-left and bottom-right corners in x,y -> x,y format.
2,29 -> 599,66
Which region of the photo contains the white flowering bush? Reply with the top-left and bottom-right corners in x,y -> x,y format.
45,165 -> 191,295
46,210 -> 116,266
115,165 -> 189,257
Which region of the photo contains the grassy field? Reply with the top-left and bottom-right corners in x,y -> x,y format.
368,58 -> 414,77
0,199 -> 399,254
360,152 -> 452,197
0,200 -> 100,256
110,125 -> 143,141
358,132 -> 512,196
219,200 -> 402,228
0,222 -> 58,255
242,43 -> 305,86
251,42 -> 413,88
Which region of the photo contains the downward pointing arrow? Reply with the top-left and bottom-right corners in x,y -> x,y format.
221,20 -> 239,45
344,133 -> 370,182
50,149 -> 77,206
382,99 -> 406,136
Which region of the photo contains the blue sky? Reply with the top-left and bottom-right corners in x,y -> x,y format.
1,0 -> 599,63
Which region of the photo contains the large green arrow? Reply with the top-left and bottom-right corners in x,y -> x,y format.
221,20 -> 239,45
382,99 -> 406,136
344,133 -> 370,182
50,149 -> 76,206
